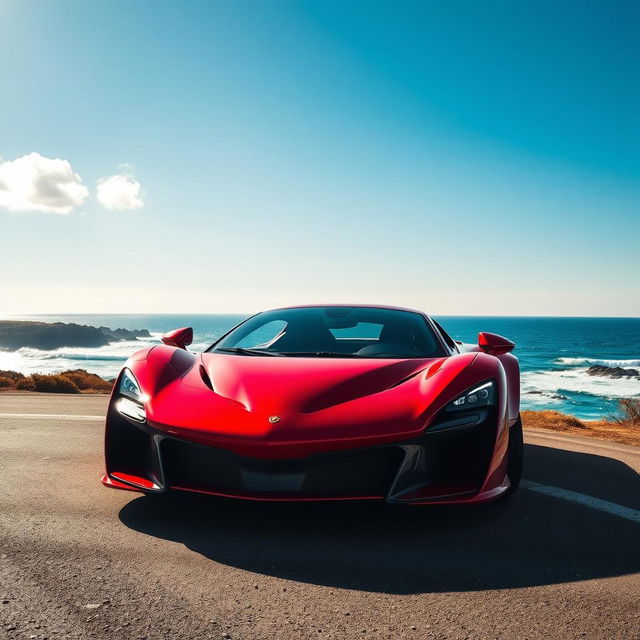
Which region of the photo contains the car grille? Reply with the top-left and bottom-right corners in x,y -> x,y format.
161,438 -> 405,498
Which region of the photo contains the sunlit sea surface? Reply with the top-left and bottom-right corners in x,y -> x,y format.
1,314 -> 638,420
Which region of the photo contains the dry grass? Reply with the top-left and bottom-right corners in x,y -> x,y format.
522,410 -> 587,432
0,369 -> 113,394
523,399 -> 640,447
612,398 -> 640,428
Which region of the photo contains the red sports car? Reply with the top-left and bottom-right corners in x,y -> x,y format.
102,305 -> 522,504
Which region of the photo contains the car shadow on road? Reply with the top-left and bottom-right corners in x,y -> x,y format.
118,444 -> 640,594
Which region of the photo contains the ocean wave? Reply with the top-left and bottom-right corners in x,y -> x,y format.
521,368 -> 640,400
0,338 -> 162,377
0,335 -> 213,378
555,357 -> 640,367
519,391 -> 565,407
0,350 -> 124,377
14,339 -> 160,360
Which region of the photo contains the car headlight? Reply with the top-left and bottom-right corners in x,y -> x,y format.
446,380 -> 496,411
119,368 -> 142,401
116,369 -> 146,422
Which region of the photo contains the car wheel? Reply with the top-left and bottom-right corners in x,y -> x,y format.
505,414 -> 524,495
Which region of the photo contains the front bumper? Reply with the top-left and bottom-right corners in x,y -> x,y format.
103,405 -> 508,504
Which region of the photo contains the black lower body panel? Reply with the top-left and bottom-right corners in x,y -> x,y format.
162,439 -> 404,498
105,407 -> 499,502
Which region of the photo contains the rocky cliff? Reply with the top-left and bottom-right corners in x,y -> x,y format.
0,321 -> 150,351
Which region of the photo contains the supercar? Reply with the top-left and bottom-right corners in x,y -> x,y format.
102,305 -> 523,504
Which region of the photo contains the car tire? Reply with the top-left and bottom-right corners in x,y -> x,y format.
504,414 -> 524,495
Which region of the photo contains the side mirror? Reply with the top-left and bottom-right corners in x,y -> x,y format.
161,327 -> 193,350
478,331 -> 514,356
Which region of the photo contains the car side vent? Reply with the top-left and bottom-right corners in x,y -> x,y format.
199,365 -> 214,391
386,368 -> 426,390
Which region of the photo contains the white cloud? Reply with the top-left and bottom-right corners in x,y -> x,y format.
0,152 -> 89,214
96,173 -> 144,210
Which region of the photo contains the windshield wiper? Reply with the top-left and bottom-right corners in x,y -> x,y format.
214,347 -> 283,356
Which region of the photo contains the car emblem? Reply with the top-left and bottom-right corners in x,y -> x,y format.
268,415 -> 281,424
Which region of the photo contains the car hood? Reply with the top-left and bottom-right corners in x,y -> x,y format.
142,349 -> 479,457
201,353 -> 441,414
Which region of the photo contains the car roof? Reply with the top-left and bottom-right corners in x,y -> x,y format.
266,304 -> 429,316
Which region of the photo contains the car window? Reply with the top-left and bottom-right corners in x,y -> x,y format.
433,320 -> 457,351
212,307 -> 447,358
235,320 -> 287,349
329,322 -> 383,340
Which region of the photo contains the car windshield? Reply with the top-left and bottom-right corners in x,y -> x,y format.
209,306 -> 445,358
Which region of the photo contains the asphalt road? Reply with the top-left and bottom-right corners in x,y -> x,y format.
1,394 -> 639,640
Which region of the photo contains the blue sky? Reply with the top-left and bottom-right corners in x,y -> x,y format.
0,0 -> 638,315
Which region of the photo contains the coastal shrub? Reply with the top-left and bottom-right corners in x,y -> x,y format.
0,376 -> 15,388
16,377 -> 36,391
0,369 -> 113,393
28,374 -> 80,394
59,369 -> 113,392
0,370 -> 25,381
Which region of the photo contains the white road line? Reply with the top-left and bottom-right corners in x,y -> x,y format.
521,480 -> 640,524
0,413 -> 103,421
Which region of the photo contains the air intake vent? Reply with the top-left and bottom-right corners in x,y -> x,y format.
199,365 -> 214,391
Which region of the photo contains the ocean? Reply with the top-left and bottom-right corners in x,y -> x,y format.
1,314 -> 638,420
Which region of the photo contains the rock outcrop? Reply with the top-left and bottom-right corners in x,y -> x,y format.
0,321 -> 150,351
586,364 -> 639,379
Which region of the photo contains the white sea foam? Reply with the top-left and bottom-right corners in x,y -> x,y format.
521,368 -> 640,401
0,336 -> 161,377
0,333 -> 213,378
17,344 -> 148,360
555,357 -> 640,368
519,390 -> 564,406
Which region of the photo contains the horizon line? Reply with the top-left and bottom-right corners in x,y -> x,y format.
2,312 -> 639,320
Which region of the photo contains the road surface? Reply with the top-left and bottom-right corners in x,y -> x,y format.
1,393 -> 639,640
